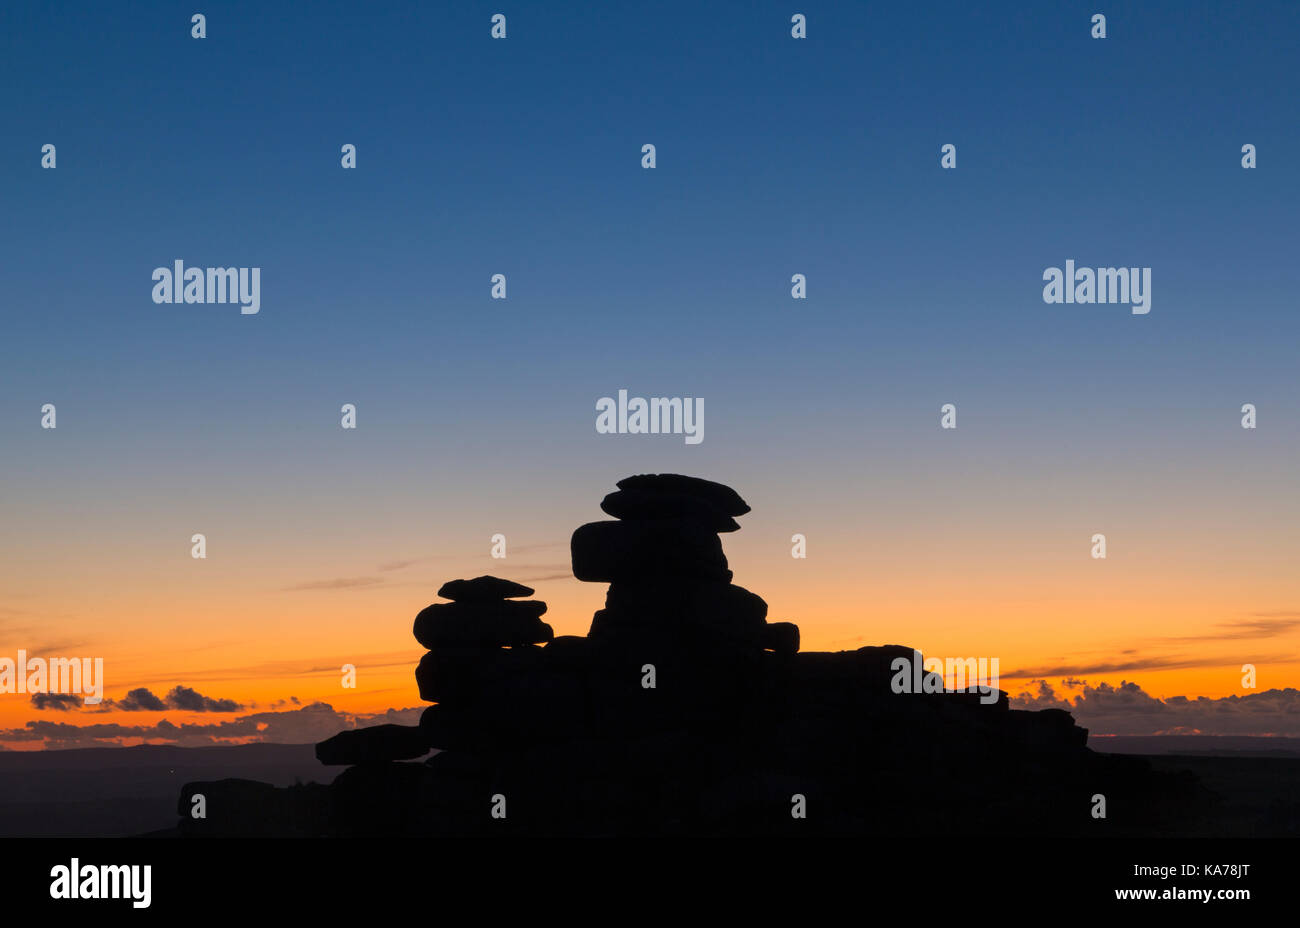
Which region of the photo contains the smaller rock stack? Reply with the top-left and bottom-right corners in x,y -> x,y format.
289,576 -> 557,835
312,575 -> 552,768
414,576 -> 566,754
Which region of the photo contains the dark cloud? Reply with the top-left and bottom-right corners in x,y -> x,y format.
1014,679 -> 1071,710
0,702 -> 424,749
1003,652 -> 1294,679
86,686 -> 243,713
164,685 -> 243,712
117,687 -> 166,711
1011,680 -> 1300,736
30,693 -> 82,711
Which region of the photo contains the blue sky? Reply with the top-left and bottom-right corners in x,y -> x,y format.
0,2 -> 1298,740
1,0 -> 1297,581
2,0 -> 1295,462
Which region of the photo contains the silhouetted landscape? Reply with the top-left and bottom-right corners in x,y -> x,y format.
2,476 -> 1295,840
6,3 -> 1296,913
0,743 -> 320,837
142,475 -> 1295,838
5,739 -> 1298,837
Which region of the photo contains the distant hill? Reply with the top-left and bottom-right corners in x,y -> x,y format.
0,742 -> 327,837
2,735 -> 1297,837
1090,735 -> 1300,757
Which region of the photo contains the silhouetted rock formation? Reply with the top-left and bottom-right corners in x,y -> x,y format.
412,582 -> 552,650
316,723 -> 430,766
177,474 -> 1219,837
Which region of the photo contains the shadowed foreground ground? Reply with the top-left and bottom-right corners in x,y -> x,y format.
3,744 -> 1296,837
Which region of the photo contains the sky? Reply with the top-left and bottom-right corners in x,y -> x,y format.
1,1 -> 1298,748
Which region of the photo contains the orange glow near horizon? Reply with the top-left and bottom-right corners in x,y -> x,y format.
3,530 -> 1297,748
3,457 -> 1298,749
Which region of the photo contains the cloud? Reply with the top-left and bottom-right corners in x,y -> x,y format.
117,687 -> 166,711
106,651 -> 420,690
1013,679 -> 1071,710
30,693 -> 82,711
378,559 -> 423,572
163,685 -> 243,712
287,549 -> 574,593
1003,652 -> 1294,679
0,702 -> 424,749
281,576 -> 385,592
66,685 -> 245,713
1164,615 -> 1300,642
378,544 -> 566,573
24,641 -> 91,657
1011,680 -> 1300,736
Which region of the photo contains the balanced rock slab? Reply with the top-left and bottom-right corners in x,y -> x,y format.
615,474 -> 750,516
316,724 -> 431,766
437,576 -> 535,601
760,621 -> 800,654
572,518 -> 729,583
686,582 -> 768,628
600,488 -> 741,532
413,600 -> 552,649
416,643 -> 547,703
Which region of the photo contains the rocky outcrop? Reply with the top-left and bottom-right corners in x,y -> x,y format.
177,474 -> 1216,837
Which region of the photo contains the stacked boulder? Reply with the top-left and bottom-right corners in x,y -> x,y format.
414,576 -> 565,754
571,474 -> 801,733
575,474 -> 799,658
294,576 -> 559,835
414,576 -> 553,650
312,576 -> 553,768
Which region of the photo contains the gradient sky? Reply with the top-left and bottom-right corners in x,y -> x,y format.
2,1 -> 1298,747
